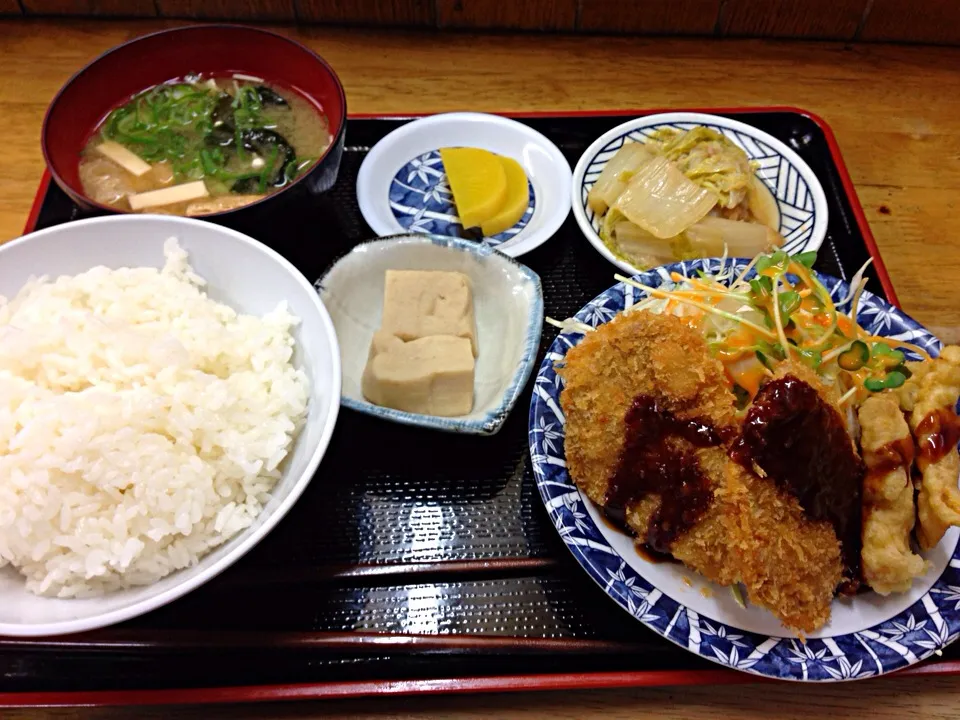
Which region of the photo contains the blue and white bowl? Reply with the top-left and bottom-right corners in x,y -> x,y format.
357,112 -> 572,258
571,112 -> 829,276
318,234 -> 543,435
529,257 -> 958,681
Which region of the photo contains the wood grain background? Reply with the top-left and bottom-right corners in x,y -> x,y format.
2,19 -> 959,338
6,0 -> 960,44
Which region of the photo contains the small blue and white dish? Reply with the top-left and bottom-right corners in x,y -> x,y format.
530,257 -> 959,682
571,112 -> 830,276
385,149 -> 535,246
356,112 -> 572,258
318,234 -> 543,435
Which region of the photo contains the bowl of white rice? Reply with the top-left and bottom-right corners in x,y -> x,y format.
0,214 -> 340,637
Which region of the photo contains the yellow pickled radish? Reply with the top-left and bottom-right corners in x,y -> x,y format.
440,147 -> 507,229
481,156 -> 529,237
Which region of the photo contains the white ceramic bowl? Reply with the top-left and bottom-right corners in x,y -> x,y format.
0,215 -> 341,637
317,234 -> 543,435
572,112 -> 830,276
356,112 -> 572,258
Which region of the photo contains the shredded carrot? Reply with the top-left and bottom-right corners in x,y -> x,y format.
726,327 -> 756,348
615,274 -> 779,341
582,250 -> 936,405
716,347 -> 754,361
669,289 -> 744,300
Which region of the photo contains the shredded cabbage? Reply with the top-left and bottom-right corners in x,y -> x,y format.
647,127 -> 755,209
614,156 -> 718,239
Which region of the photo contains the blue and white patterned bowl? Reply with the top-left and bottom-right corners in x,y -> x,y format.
318,234 -> 543,435
571,113 -> 829,277
357,112 -> 572,258
529,257 -> 959,681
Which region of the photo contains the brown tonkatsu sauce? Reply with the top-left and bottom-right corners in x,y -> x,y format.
732,375 -> 865,592
606,395 -> 732,555
863,436 -> 915,501
864,436 -> 915,478
916,407 -> 960,468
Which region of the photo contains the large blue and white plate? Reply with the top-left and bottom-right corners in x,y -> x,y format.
571,112 -> 830,277
529,257 -> 960,682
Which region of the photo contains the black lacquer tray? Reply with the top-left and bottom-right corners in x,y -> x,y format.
5,109 -> 947,708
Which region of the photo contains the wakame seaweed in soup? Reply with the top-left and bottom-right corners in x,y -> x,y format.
79,73 -> 331,216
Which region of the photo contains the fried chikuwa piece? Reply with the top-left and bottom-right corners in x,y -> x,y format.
730,363 -> 854,634
558,310 -> 746,586
906,346 -> 960,550
858,395 -> 926,594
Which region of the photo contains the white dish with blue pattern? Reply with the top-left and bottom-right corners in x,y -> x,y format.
529,257 -> 960,681
571,113 -> 829,276
318,234 -> 543,435
356,113 -> 572,258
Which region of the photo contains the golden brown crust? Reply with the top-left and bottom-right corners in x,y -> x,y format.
558,312 -> 876,634
727,362 -> 853,632
558,311 -> 741,585
559,311 -> 737,505
726,461 -> 841,634
908,346 -> 960,550
858,395 -> 926,594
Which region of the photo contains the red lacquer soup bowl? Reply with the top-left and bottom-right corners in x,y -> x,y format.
41,24 -> 347,229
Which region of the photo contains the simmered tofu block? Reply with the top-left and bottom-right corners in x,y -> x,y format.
361,331 -> 474,417
380,270 -> 478,356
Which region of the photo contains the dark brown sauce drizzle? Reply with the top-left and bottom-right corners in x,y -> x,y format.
731,375 -> 865,593
600,508 -> 677,564
606,395 -> 731,556
916,407 -> 960,468
863,436 -> 914,495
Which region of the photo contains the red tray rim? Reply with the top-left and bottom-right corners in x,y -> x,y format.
3,659 -> 959,708
8,106 -> 918,708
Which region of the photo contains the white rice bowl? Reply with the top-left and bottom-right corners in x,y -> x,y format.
0,238 -> 309,599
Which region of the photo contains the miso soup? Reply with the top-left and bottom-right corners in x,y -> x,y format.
79,73 -> 331,216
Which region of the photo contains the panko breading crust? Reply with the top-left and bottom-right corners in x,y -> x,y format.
559,315 -> 849,632
558,310 -> 744,586
732,363 -> 847,634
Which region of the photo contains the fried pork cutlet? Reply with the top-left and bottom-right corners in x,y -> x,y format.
560,313 -> 870,634
731,364 -> 861,633
559,310 -> 745,586
858,395 -> 926,594
905,346 -> 960,550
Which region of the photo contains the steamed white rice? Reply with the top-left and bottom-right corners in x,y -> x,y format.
0,238 -> 309,597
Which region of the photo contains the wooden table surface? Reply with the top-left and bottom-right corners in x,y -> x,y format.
2,17 -> 960,719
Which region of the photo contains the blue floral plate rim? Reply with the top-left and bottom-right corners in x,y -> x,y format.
529,256 -> 959,682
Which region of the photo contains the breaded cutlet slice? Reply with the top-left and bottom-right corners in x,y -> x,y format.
558,310 -> 745,586
725,463 -> 842,633
732,363 -> 858,634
